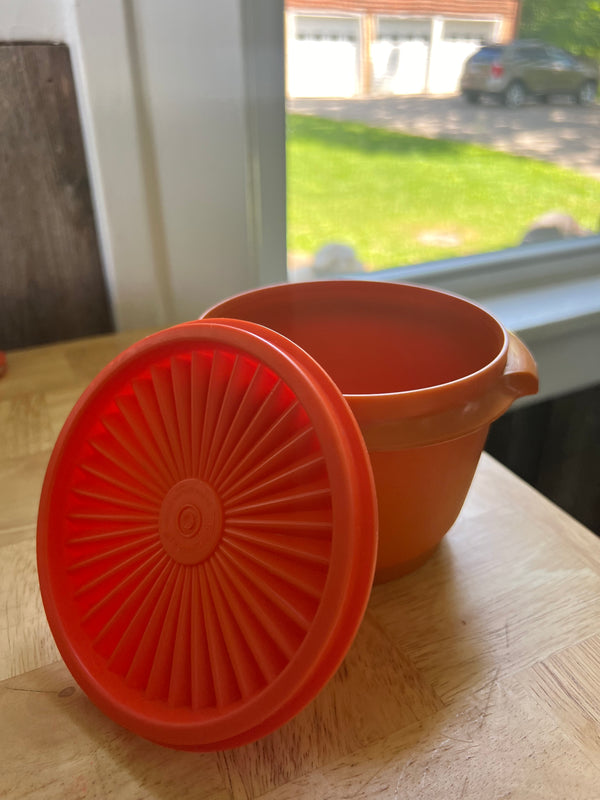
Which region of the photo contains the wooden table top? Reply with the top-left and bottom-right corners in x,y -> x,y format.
2,331 -> 600,799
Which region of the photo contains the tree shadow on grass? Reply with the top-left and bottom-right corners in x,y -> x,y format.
288,98 -> 600,179
286,112 -> 481,160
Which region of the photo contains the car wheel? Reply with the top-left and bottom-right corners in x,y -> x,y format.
503,81 -> 526,108
463,90 -> 480,104
576,80 -> 597,105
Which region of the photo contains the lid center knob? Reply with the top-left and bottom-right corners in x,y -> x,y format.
159,479 -> 223,564
177,504 -> 202,537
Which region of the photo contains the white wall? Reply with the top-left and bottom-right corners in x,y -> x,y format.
0,0 -> 66,40
126,0 -> 255,322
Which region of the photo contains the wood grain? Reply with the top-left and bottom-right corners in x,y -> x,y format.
0,44 -> 112,350
2,331 -> 600,798
516,634 -> 600,766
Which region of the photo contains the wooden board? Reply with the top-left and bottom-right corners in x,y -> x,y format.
0,44 -> 112,350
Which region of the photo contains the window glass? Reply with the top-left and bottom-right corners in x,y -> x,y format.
470,47 -> 501,63
285,4 -> 599,281
517,46 -> 547,62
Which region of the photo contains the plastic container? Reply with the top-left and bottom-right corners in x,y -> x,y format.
202,281 -> 539,583
37,280 -> 538,751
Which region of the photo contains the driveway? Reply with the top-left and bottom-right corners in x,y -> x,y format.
288,96 -> 600,180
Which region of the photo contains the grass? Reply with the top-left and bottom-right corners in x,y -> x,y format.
286,114 -> 599,269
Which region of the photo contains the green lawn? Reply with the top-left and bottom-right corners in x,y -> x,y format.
286,114 -> 599,269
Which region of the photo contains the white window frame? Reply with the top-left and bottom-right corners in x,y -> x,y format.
69,0 -> 288,330
6,0 -> 600,405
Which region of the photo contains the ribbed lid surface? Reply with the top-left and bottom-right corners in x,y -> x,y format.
37,320 -> 377,749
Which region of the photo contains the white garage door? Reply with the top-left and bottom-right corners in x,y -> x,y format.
287,15 -> 360,98
428,19 -> 497,94
371,17 -> 430,95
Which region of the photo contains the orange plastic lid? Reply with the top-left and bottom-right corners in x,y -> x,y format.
37,319 -> 377,750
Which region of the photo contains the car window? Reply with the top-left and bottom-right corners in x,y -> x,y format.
520,47 -> 548,62
546,47 -> 575,66
470,47 -> 501,64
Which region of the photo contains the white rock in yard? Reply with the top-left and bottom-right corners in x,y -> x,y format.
288,243 -> 365,283
521,211 -> 593,245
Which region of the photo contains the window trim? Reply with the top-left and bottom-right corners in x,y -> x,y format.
68,0 -> 288,329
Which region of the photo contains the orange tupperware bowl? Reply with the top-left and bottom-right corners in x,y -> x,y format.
203,281 -> 539,582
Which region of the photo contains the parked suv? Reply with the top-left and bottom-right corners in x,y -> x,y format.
460,40 -> 598,107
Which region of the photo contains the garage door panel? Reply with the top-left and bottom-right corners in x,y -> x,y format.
372,40 -> 429,95
428,20 -> 496,94
287,15 -> 359,98
372,17 -> 430,96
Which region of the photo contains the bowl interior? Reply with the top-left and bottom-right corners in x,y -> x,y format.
206,282 -> 506,396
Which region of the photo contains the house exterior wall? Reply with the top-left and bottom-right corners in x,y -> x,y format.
287,0 -> 519,40
286,0 -> 519,96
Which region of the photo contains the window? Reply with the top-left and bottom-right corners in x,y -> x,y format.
285,5 -> 600,401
